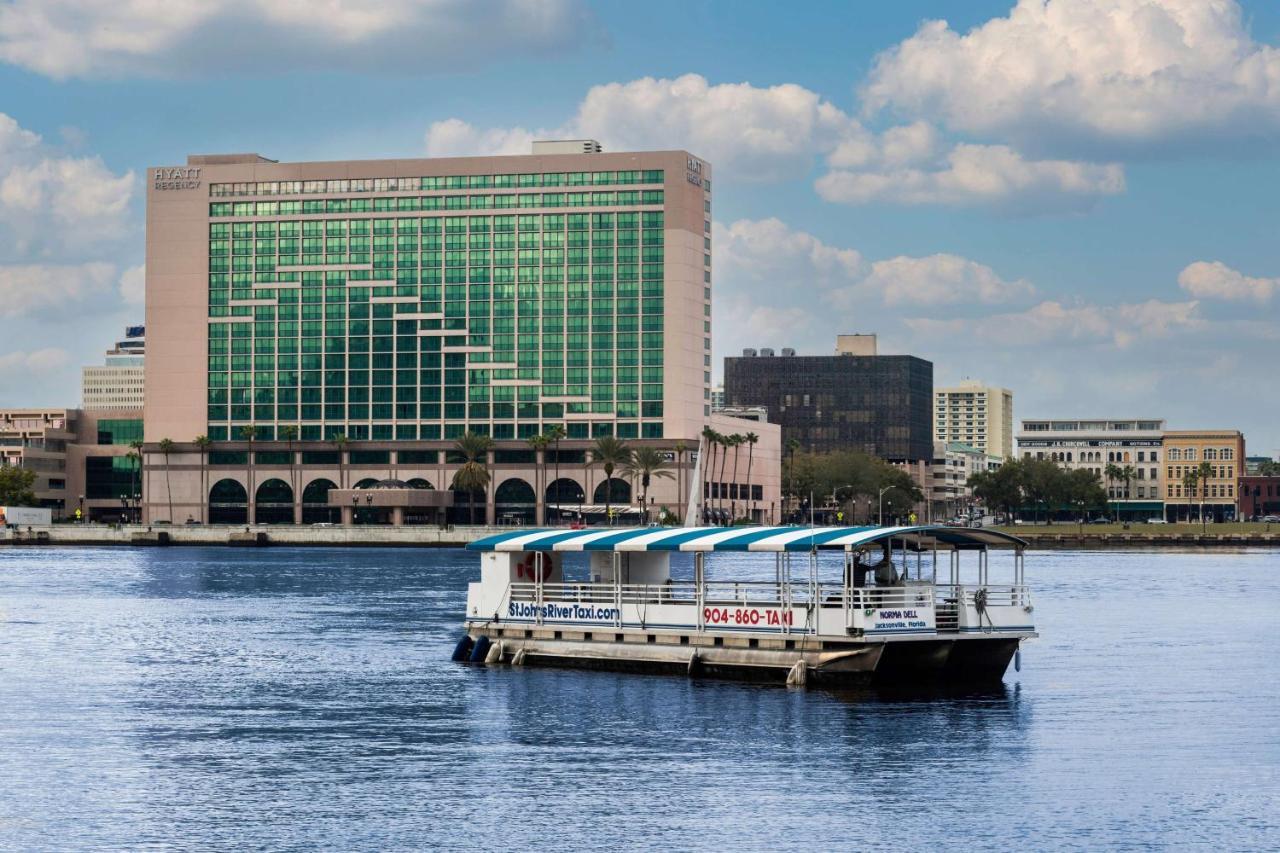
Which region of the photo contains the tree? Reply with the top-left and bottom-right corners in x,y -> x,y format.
623,446 -> 674,523
700,426 -> 718,521
673,440 -> 687,524
726,433 -> 745,519
743,432 -> 759,522
1021,457 -> 1067,524
1181,467 -> 1201,524
158,438 -> 176,523
545,424 -> 566,523
716,433 -> 731,518
968,460 -> 1024,522
280,425 -> 299,524
526,433 -> 550,525
1258,460 -> 1280,477
451,431 -> 494,525
193,435 -> 212,524
331,432 -> 350,490
1196,459 -> 1214,528
0,466 -> 37,506
590,435 -> 632,523
238,425 -> 257,524
1065,467 -> 1108,516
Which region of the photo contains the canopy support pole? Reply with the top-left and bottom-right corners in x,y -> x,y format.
695,552 -> 705,631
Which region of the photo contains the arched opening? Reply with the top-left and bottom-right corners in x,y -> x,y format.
546,477 -> 585,522
302,478 -> 339,525
254,478 -> 294,524
353,477 -> 379,489
495,477 -> 536,525
593,477 -> 631,506
407,477 -> 434,490
209,478 -> 248,525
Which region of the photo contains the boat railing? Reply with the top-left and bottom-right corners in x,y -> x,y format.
508,580 -> 951,609
935,584 -> 1032,608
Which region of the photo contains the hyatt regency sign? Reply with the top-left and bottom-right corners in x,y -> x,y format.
154,167 -> 201,191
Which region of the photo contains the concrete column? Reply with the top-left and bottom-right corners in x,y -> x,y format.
392,507 -> 404,526
340,505 -> 353,525
293,501 -> 303,525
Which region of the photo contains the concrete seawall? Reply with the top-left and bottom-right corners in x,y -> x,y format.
0,524 -> 514,548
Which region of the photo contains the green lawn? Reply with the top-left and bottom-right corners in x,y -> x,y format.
991,522 -> 1279,535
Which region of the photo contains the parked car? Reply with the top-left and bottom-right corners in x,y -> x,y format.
1147,517 -> 1168,524
1262,515 -> 1280,523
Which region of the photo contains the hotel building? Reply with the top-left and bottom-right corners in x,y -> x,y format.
934,380 -> 1014,460
1016,418 -> 1166,519
143,144 -> 780,524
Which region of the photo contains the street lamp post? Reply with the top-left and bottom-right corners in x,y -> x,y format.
878,486 -> 892,527
832,484 -> 855,525
351,494 -> 359,525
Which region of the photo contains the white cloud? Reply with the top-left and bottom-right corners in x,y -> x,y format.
0,262 -> 119,317
119,264 -> 145,306
714,218 -> 865,287
859,254 -> 1034,306
0,0 -> 595,79
0,113 -> 135,254
427,74 -> 859,181
863,0 -> 1280,153
0,347 -> 70,373
426,74 -> 1124,208
714,218 -> 1030,309
816,142 -> 1124,210
1178,260 -> 1278,303
905,298 -> 1202,348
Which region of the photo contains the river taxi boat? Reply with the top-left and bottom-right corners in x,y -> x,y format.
455,524 -> 1035,686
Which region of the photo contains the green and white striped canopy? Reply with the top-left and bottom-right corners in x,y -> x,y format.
466,525 -> 1025,553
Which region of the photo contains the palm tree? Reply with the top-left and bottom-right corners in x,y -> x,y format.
128,438 -> 143,522
700,426 -> 718,522
673,440 -> 687,524
280,425 -> 299,524
238,424 -> 257,524
716,433 -> 731,521
452,431 -> 494,525
624,446 -> 675,523
590,435 -> 633,523
744,432 -> 759,522
331,432 -> 349,489
1104,462 -> 1123,517
527,433 -> 550,525
158,438 -> 175,523
724,433 -> 743,520
1181,467 -> 1200,525
546,424 -> 566,523
193,435 -> 212,523
1196,459 -> 1214,530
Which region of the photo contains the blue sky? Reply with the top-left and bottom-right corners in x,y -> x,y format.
1,0 -> 1279,455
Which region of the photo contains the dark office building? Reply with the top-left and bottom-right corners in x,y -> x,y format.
723,341 -> 933,462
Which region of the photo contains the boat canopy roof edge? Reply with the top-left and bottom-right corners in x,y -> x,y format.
466,524 -> 1027,553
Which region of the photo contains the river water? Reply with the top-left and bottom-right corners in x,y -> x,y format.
1,546 -> 1277,851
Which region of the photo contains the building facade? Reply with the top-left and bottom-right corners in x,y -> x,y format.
925,441 -> 990,521
82,326 -> 146,410
1017,418 -> 1166,519
723,337 -> 933,463
1162,430 -> 1245,522
1,408 -> 143,520
1239,476 -> 1280,519
142,144 -> 780,523
934,380 -> 1013,460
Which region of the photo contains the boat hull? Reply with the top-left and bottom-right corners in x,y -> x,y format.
462,625 -> 1025,686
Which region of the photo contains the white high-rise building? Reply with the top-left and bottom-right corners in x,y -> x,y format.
81,326 -> 145,410
934,380 -> 1013,460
